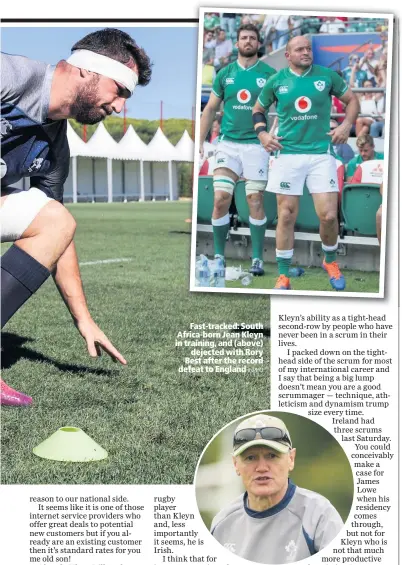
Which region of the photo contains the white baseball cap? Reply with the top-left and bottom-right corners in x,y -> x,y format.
233,414 -> 292,457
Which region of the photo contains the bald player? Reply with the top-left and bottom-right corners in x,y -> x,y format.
252,36 -> 359,291
211,414 -> 344,563
1,29 -> 152,405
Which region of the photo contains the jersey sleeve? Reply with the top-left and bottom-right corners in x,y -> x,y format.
257,75 -> 276,109
211,69 -> 224,99
329,69 -> 349,98
30,123 -> 70,203
1,53 -> 18,102
266,66 -> 277,80
313,503 -> 344,552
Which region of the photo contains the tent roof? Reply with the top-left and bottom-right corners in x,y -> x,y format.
117,125 -> 149,160
83,122 -> 119,158
66,122 -> 87,157
175,130 -> 194,162
146,127 -> 180,161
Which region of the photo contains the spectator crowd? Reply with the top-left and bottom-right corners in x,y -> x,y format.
202,12 -> 388,183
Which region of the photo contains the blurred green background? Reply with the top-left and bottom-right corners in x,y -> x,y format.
195,411 -> 353,529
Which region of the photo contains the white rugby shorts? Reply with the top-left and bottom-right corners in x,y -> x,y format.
267,153 -> 339,196
213,140 -> 269,184
0,187 -> 52,242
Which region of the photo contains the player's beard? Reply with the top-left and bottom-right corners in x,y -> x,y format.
71,75 -> 111,125
238,45 -> 259,58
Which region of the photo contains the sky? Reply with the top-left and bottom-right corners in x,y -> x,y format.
1,25 -> 198,121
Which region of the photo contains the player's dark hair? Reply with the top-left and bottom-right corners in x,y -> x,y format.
237,23 -> 260,42
72,28 -> 152,86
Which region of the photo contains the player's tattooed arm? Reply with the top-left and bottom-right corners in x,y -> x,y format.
252,100 -> 283,152
199,92 -> 222,158
328,88 -> 360,144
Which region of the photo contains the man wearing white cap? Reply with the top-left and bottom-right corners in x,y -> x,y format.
1,29 -> 152,405
211,413 -> 343,563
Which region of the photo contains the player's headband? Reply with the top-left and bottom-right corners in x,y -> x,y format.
67,49 -> 138,95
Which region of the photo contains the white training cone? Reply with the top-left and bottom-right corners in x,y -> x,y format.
33,427 -> 108,462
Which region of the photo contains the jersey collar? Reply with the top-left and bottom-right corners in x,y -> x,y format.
236,60 -> 259,72
243,480 -> 296,518
288,65 -> 313,78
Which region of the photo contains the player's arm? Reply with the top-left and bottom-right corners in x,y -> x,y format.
252,99 -> 283,152
328,89 -> 360,145
199,92 -> 222,157
349,64 -> 357,87
34,138 -> 126,365
52,242 -> 127,365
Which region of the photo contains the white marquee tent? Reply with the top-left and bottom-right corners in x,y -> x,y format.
175,130 -> 195,163
64,123 -> 193,203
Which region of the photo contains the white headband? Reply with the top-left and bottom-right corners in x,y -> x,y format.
67,49 -> 138,95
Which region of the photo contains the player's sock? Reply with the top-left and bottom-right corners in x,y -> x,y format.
249,216 -> 267,262
276,249 -> 293,276
212,213 -> 230,257
322,243 -> 338,263
1,244 -> 51,328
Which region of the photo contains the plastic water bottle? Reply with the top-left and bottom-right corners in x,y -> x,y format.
195,255 -> 210,287
241,273 -> 254,286
210,257 -> 225,288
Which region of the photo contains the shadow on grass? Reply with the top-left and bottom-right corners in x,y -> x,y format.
1,333 -> 115,376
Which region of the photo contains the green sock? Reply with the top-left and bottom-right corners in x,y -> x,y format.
276,257 -> 292,276
249,216 -> 267,261
212,215 -> 230,257
323,249 -> 337,263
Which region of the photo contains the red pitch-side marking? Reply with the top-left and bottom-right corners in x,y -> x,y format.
319,43 -> 381,53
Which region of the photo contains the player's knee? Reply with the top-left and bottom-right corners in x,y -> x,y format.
320,209 -> 338,225
246,193 -> 263,213
42,201 -> 76,241
213,192 -> 231,215
278,205 -> 297,226
376,206 -> 382,223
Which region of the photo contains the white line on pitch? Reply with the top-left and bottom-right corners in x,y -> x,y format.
79,258 -> 133,266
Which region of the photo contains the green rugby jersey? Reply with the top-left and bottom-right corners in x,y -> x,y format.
258,65 -> 349,154
212,60 -> 276,144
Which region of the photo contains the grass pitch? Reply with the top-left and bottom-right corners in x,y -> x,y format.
1,203 -> 270,485
223,260 -> 379,293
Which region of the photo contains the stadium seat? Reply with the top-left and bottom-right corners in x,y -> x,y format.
197,176 -> 215,223
234,181 -> 277,227
340,183 -> 381,236
351,159 -> 384,185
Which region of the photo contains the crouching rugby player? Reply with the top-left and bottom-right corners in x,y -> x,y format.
1,29 -> 152,405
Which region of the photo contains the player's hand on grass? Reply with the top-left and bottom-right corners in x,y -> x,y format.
327,123 -> 351,145
76,318 -> 127,365
258,131 -> 283,152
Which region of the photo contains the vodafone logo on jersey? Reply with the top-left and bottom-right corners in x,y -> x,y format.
237,89 -> 251,104
294,96 -> 312,113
